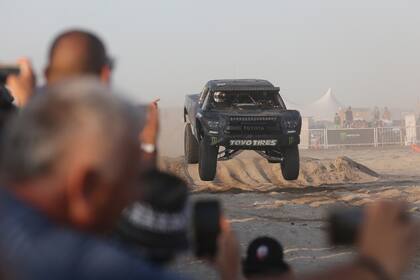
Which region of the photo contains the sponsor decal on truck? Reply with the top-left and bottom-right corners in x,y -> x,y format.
229,139 -> 278,146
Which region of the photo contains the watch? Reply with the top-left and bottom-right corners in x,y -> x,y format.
141,143 -> 156,153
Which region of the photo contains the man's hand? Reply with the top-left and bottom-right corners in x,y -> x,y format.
6,58 -> 36,107
139,98 -> 160,145
357,201 -> 419,280
214,218 -> 243,280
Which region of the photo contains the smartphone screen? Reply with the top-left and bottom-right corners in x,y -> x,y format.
192,199 -> 221,258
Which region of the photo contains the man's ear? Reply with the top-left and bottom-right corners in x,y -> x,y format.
44,66 -> 51,84
100,65 -> 111,85
66,168 -> 101,230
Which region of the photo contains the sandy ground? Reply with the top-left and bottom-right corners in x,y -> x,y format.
160,152 -> 379,192
160,147 -> 420,279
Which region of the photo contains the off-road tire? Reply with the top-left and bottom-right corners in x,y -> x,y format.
184,123 -> 199,163
280,145 -> 300,180
198,138 -> 218,181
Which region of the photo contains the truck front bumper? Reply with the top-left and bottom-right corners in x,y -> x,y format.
205,133 -> 300,150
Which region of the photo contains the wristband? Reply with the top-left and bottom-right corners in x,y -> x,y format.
356,256 -> 392,280
141,143 -> 156,153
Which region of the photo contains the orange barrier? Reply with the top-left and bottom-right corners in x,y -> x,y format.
412,144 -> 420,153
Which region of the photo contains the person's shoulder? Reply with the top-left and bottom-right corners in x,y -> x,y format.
0,193 -> 183,280
13,227 -> 183,280
77,236 -> 184,280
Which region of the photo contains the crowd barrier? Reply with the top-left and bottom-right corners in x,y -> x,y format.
305,126 -> 420,149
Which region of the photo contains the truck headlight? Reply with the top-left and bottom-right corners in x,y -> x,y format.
282,119 -> 299,129
205,120 -> 220,129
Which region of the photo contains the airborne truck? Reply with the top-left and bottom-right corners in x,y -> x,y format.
184,79 -> 301,181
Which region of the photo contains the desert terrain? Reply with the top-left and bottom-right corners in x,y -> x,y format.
160,145 -> 420,279
158,106 -> 420,279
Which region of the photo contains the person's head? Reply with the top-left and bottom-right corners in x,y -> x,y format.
45,29 -> 113,85
243,237 -> 291,279
116,170 -> 189,265
0,78 -> 145,233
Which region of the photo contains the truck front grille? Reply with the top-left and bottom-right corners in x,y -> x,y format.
225,116 -> 280,135
229,116 -> 277,122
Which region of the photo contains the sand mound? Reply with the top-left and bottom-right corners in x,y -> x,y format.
159,152 -> 379,192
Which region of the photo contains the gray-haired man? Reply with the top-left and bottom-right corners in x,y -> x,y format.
0,78 -> 182,280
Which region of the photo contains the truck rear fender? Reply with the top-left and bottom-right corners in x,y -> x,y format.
183,107 -> 188,123
195,119 -> 203,141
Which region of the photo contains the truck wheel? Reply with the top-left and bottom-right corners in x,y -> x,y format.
280,145 -> 300,180
198,138 -> 218,181
184,123 -> 199,163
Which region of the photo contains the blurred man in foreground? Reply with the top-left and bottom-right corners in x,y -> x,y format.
6,29 -> 158,169
0,78 -> 230,280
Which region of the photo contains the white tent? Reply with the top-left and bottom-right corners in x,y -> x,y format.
300,88 -> 344,121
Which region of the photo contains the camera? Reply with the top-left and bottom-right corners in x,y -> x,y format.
0,66 -> 19,107
0,66 -> 19,128
0,66 -> 20,84
328,206 -> 409,246
116,172 -> 224,264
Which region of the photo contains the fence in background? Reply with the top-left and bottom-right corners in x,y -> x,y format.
306,126 -> 420,149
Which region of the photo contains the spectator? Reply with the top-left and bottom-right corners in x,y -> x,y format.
6,29 -> 159,170
243,237 -> 292,279
115,170 -> 189,266
334,113 -> 341,128
383,106 -> 391,121
277,201 -> 419,280
44,30 -> 112,85
372,106 -> 380,128
345,106 -> 353,128
373,106 -> 380,122
0,78 -> 235,280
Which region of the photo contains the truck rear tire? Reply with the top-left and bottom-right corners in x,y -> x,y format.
281,145 -> 300,180
198,138 -> 218,181
184,123 -> 199,163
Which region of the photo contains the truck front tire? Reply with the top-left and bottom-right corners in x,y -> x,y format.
184,123 -> 199,163
198,138 -> 218,181
280,145 -> 300,180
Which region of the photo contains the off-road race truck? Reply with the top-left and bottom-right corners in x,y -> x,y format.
184,79 -> 301,181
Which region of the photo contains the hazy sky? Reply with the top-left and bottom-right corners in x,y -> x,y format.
2,0 -> 420,108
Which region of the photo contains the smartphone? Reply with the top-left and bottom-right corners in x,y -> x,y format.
192,199 -> 221,258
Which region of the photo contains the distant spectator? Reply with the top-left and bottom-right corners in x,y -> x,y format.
373,106 -> 380,122
383,106 -> 391,121
373,106 -> 381,127
334,113 -> 341,128
345,106 -> 353,128
243,237 -> 292,279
